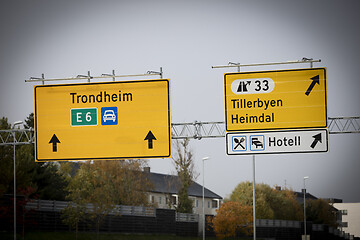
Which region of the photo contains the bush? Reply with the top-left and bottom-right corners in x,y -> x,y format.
211,201 -> 253,239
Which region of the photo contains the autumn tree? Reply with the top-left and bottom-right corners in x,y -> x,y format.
172,139 -> 197,213
62,160 -> 152,234
271,187 -> 303,221
228,181 -> 302,221
212,201 -> 253,239
229,181 -> 274,219
61,162 -> 92,239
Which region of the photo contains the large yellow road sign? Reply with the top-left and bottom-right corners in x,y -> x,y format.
34,79 -> 171,162
224,68 -> 327,132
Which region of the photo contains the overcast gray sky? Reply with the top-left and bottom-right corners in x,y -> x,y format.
1,0 -> 359,202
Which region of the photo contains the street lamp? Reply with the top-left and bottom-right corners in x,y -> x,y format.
303,176 -> 309,240
202,157 -> 210,240
13,121 -> 23,240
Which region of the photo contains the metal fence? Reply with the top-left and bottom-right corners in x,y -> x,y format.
175,212 -> 199,222
26,199 -> 155,217
3,198 -> 354,239
256,219 -> 301,228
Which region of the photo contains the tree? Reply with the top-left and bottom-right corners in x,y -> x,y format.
211,201 -> 253,239
229,181 -> 274,219
62,160 -> 152,235
0,114 -> 67,200
306,199 -> 337,227
61,162 -> 92,239
61,203 -> 87,240
23,112 -> 34,129
0,116 -> 38,196
0,117 -> 13,196
172,139 -> 197,213
271,187 -> 303,221
228,181 -> 302,221
20,113 -> 68,200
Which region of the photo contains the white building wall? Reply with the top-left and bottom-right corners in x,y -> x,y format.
334,203 -> 360,238
147,192 -> 221,215
191,196 -> 221,215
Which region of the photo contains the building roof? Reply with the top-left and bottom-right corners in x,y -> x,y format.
146,171 -> 222,199
294,191 -> 318,203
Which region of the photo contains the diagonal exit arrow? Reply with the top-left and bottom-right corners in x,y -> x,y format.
144,131 -> 156,149
49,134 -> 60,152
305,75 -> 320,96
310,133 -> 322,149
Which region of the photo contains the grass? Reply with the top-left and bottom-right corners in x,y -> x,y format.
0,231 -> 221,240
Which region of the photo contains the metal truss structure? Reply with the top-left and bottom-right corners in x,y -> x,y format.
328,117 -> 360,134
0,128 -> 35,146
171,121 -> 225,140
0,117 -> 359,146
171,117 -> 360,139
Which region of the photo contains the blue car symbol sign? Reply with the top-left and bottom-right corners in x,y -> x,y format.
101,107 -> 118,125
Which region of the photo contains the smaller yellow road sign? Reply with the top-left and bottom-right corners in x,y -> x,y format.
34,79 -> 171,162
224,68 -> 327,132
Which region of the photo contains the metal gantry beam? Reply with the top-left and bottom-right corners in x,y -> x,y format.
171,117 -> 360,139
171,121 -> 225,140
328,117 -> 360,134
0,128 -> 34,146
0,117 -> 359,146
211,58 -> 321,70
25,68 -> 163,84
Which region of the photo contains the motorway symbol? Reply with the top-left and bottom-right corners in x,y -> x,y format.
310,133 -> 322,148
237,80 -> 251,93
49,134 -> 60,152
144,131 -> 156,149
305,75 -> 320,96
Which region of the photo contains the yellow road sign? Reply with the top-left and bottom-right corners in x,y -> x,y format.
224,68 -> 327,131
34,79 -> 171,161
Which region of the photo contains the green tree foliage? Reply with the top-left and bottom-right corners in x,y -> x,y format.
0,117 -> 13,196
211,201 -> 253,239
61,162 -> 91,239
172,139 -> 197,213
271,187 -> 303,220
306,199 -> 338,227
0,114 -> 67,200
62,160 -> 152,234
23,112 -> 34,129
61,203 -> 87,240
228,181 -> 302,221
